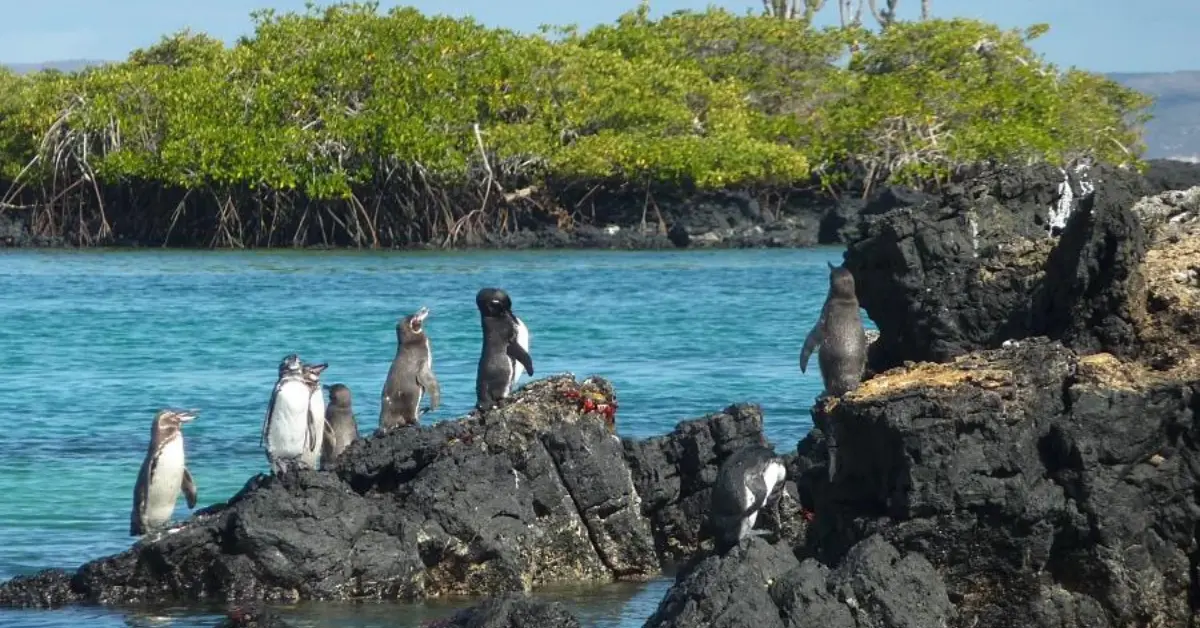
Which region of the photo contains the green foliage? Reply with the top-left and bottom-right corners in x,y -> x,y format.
0,2 -> 1154,202
812,18 -> 1153,184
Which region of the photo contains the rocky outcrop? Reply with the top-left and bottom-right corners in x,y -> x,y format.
644,535 -> 952,628
783,338 -> 1200,628
646,168 -> 1200,628
623,403 -> 806,562
215,605 -> 296,628
0,375 -> 790,610
1143,158 -> 1200,195
811,176 -> 1199,627
424,593 -> 582,628
842,162 -> 1166,371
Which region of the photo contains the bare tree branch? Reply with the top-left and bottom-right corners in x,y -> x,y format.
867,0 -> 899,28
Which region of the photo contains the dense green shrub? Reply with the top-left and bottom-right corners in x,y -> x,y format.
0,1 -> 1154,245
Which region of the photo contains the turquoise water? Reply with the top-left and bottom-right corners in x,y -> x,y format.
0,247 -> 860,627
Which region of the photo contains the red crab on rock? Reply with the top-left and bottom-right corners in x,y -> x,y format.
560,382 -> 619,433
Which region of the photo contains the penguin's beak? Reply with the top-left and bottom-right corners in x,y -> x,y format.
176,410 -> 198,423
413,307 -> 430,323
307,363 -> 329,375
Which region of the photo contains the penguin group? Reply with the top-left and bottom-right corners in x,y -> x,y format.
130,265 -> 869,558
129,286 -> 533,537
708,261 -> 867,554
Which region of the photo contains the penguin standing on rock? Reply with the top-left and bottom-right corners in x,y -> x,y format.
321,383 -> 358,468
379,306 -> 441,430
474,288 -> 534,411
800,262 -> 868,397
298,360 -> 329,470
800,262 -> 868,480
131,409 -> 199,537
708,445 -> 787,554
262,354 -> 320,474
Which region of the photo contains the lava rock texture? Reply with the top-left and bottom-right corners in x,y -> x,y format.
424,593 -> 582,628
643,166 -> 1200,628
0,376 -> 786,609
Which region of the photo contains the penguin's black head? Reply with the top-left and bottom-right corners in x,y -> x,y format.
401,306 -> 430,333
301,362 -> 328,385
476,288 -> 514,319
278,354 -> 302,378
153,408 -> 197,435
828,264 -> 857,299
398,306 -> 431,344
327,383 -> 352,406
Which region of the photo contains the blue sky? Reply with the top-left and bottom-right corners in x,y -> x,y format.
1,0 -> 1194,73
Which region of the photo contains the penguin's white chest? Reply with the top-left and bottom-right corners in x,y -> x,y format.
145,437 -> 185,525
742,461 -> 787,532
307,387 -> 326,454
267,379 -> 311,457
510,318 -> 530,386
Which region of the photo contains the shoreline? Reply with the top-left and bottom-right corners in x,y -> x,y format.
4,158 -> 1198,252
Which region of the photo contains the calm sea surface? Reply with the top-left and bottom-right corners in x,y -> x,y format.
0,247 -> 868,627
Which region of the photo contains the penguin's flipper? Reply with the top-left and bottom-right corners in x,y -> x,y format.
130,458 -> 150,537
799,320 -> 823,374
506,342 -> 534,377
181,467 -> 198,510
262,380 -> 284,449
303,408 -> 316,452
418,366 -> 441,412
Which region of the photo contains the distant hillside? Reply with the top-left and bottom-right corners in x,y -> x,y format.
3,59 -> 109,74
2,60 -> 1197,161
1109,71 -> 1200,160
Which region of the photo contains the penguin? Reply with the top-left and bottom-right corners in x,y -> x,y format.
800,262 -> 868,480
321,383 -> 358,468
298,360 -> 329,470
130,409 -> 199,537
475,287 -> 534,410
708,445 -> 787,554
800,261 -> 868,397
379,306 -> 441,430
262,354 -> 317,474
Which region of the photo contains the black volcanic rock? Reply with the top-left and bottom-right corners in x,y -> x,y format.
792,338 -> 1200,627
430,593 -> 581,628
1029,171 -> 1151,359
1143,158 -> 1200,194
644,535 -> 952,628
843,162 -> 1154,371
623,403 -> 777,562
644,166 -> 1200,628
215,605 -> 296,628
